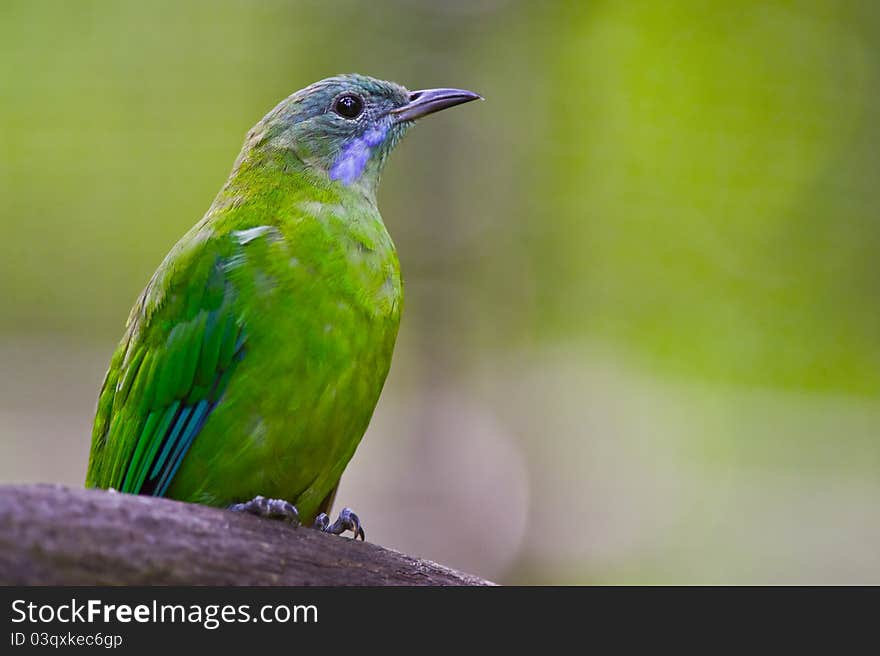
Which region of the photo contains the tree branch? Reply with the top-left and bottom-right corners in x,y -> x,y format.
0,484 -> 493,586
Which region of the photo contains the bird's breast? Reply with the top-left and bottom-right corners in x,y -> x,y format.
288,199 -> 402,320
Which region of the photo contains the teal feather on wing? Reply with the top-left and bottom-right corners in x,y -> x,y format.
153,399 -> 211,496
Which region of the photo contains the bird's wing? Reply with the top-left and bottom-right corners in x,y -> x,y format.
86,227 -> 246,496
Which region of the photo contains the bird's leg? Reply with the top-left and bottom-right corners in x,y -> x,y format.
313,507 -> 365,541
229,495 -> 300,525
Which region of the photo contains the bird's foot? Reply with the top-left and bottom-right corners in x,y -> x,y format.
229,495 -> 300,526
313,507 -> 365,541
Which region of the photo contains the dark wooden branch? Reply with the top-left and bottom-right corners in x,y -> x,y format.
0,484 -> 493,586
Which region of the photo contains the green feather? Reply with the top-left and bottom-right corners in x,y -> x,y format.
131,400 -> 181,493
120,410 -> 160,493
113,345 -> 145,413
196,311 -> 223,387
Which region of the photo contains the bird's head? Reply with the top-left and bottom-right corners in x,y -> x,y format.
246,74 -> 481,198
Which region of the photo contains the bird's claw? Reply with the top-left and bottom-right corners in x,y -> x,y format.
229,495 -> 300,525
313,507 -> 365,541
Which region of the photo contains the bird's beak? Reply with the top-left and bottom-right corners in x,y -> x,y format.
390,87 -> 483,123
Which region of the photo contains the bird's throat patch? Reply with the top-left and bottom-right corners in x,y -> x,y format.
329,125 -> 388,186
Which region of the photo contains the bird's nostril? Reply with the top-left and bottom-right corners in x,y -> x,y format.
408,91 -> 423,102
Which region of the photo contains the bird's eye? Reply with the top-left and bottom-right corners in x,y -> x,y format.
333,93 -> 364,119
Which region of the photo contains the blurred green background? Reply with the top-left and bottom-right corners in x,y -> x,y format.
2,0 -> 880,584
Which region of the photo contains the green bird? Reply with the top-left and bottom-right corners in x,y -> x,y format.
85,74 -> 480,539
